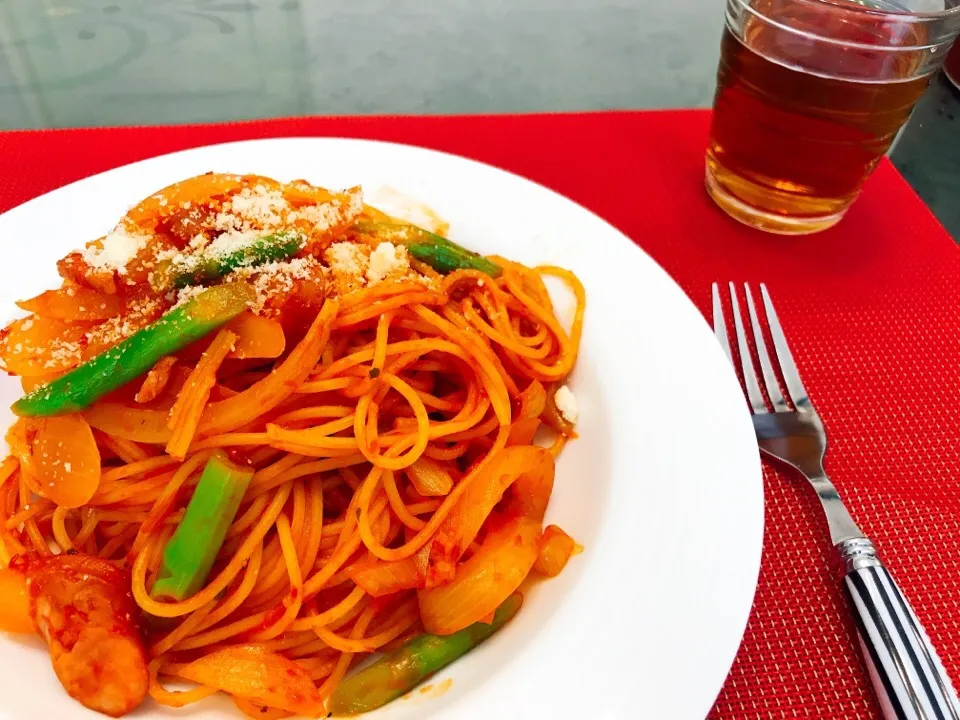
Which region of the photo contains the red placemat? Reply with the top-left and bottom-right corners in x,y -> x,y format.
1,111 -> 959,719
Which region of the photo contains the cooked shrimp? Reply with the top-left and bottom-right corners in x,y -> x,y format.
2,552 -> 148,717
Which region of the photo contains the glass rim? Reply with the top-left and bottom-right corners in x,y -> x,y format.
730,5 -> 956,51
732,0 -> 960,21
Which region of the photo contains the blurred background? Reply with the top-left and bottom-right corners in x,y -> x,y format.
0,0 -> 956,238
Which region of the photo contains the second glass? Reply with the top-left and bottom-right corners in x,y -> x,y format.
706,0 -> 960,235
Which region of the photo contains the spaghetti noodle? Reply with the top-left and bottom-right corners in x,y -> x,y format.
0,174 -> 584,718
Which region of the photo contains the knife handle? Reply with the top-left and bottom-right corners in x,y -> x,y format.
838,537 -> 960,720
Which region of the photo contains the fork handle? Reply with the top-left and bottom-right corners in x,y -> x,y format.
838,538 -> 960,720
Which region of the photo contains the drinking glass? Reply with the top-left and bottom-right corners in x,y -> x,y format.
706,0 -> 960,235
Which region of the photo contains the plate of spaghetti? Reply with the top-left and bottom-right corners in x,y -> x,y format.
0,139 -> 761,719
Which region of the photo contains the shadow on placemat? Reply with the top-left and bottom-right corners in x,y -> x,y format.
891,72 -> 960,244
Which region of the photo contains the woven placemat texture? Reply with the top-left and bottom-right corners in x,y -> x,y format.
2,110 -> 958,719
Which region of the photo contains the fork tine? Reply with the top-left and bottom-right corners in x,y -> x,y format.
745,283 -> 789,412
711,283 -> 733,364
729,283 -> 768,414
760,283 -> 812,410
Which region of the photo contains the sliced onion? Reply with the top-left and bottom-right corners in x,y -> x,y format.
176,645 -> 323,716
32,414 -> 101,508
418,516 -> 540,635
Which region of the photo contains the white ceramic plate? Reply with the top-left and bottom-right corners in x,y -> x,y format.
0,139 -> 762,720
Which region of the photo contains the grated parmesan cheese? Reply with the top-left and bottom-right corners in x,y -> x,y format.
298,187 -> 364,236
155,247 -> 179,263
45,338 -> 82,369
227,185 -> 288,228
253,256 -> 318,284
83,298 -> 162,350
366,242 -> 409,284
204,228 -> 261,258
224,255 -> 323,313
325,242 -> 367,278
554,385 -> 579,425
81,224 -> 150,275
298,204 -> 342,234
254,258 -> 311,305
173,285 -> 207,309
346,187 -> 364,217
214,209 -> 243,232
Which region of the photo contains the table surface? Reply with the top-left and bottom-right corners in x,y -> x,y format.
0,0 -> 957,238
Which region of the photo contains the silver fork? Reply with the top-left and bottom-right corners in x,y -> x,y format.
713,282 -> 960,720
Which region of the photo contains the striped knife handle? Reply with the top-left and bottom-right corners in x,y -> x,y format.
839,538 -> 960,720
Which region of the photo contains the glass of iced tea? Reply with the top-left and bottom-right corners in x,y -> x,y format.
706,0 -> 960,235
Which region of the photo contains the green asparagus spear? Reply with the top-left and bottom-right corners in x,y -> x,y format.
155,231 -> 305,290
12,283 -> 254,417
356,222 -> 502,278
152,451 -> 253,602
327,593 -> 522,715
